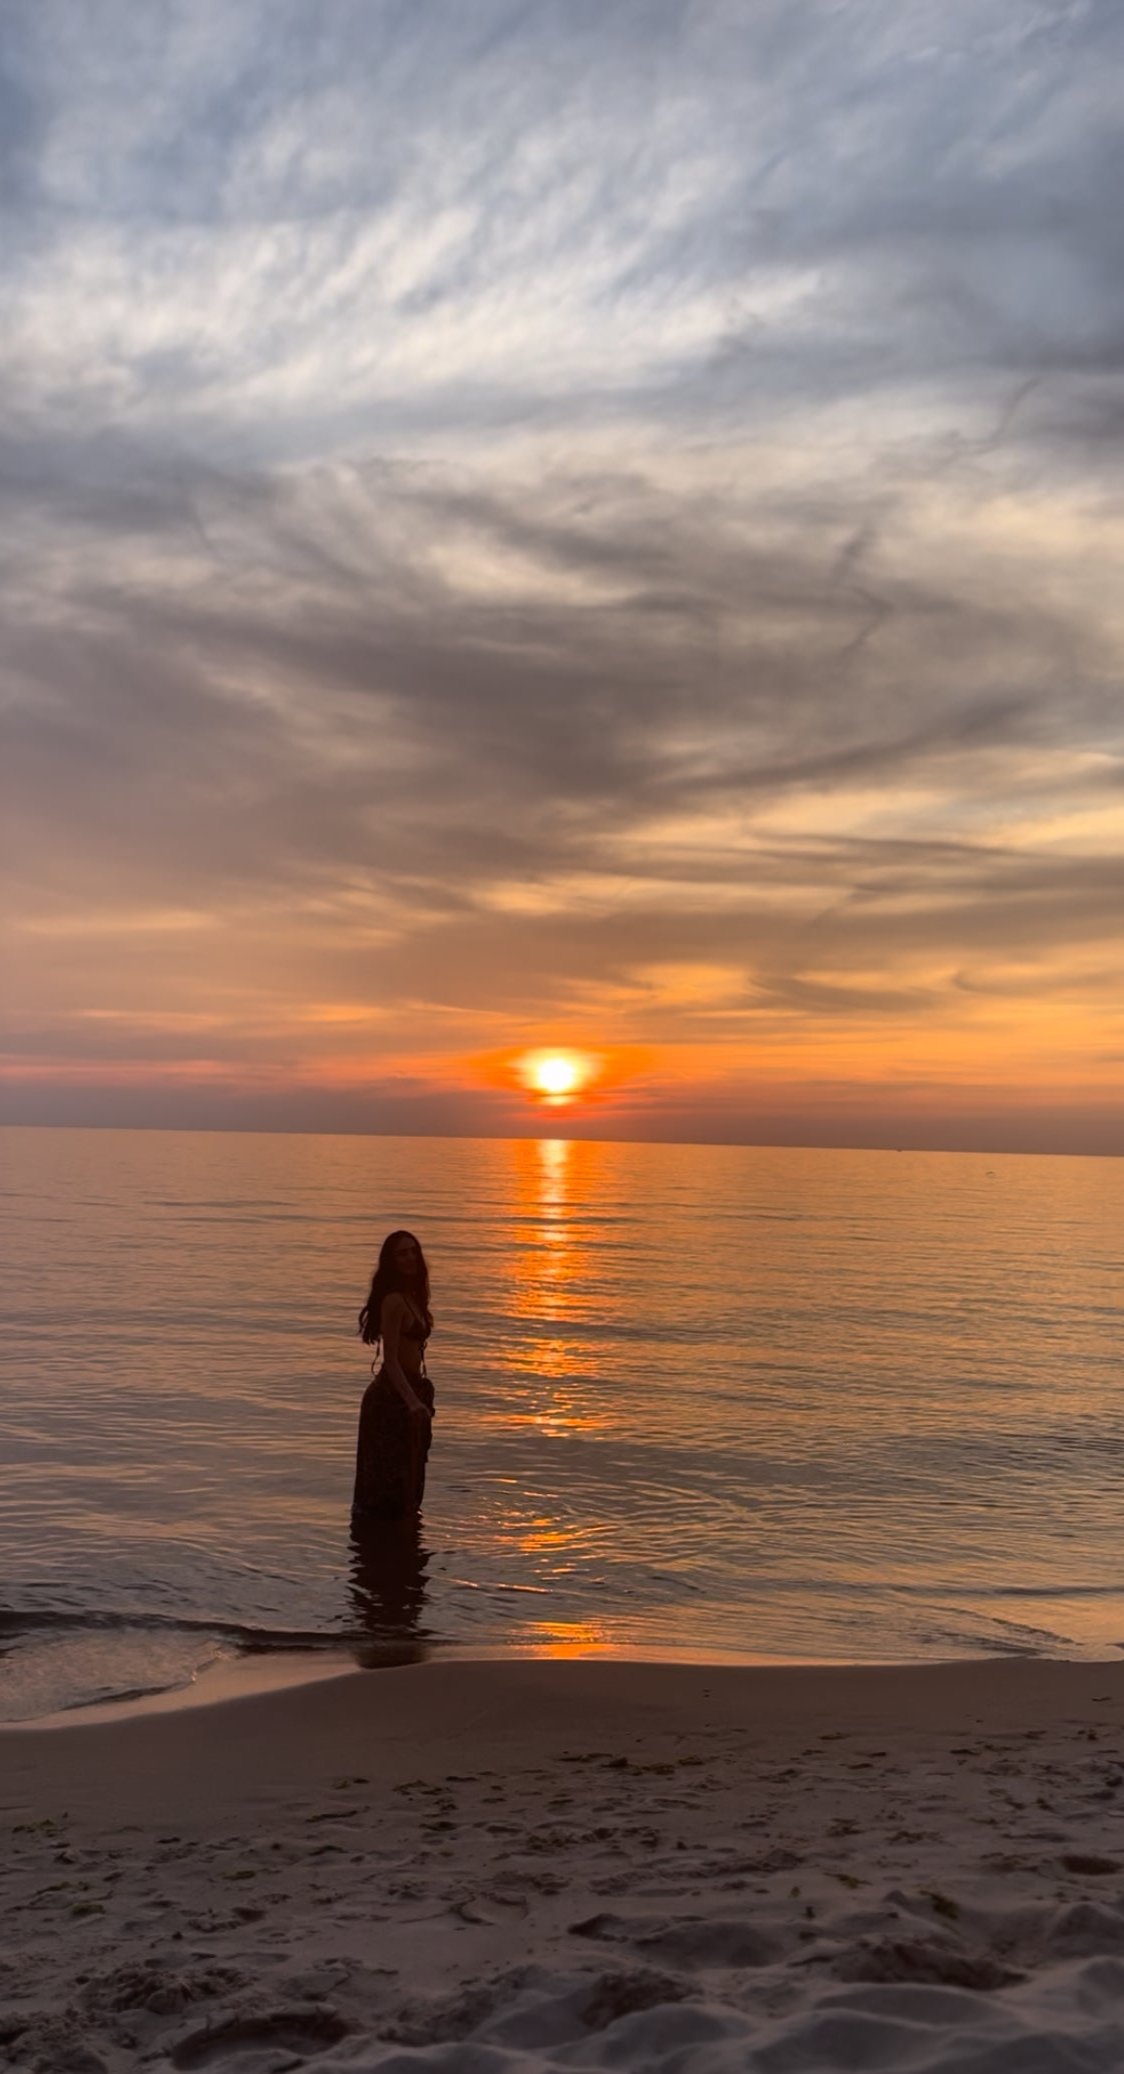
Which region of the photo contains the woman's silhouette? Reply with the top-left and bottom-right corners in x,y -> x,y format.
352,1230 -> 434,1521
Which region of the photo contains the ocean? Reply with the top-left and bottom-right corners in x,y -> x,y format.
1,1125 -> 1120,1721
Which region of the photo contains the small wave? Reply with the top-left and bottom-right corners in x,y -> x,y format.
912,1604 -> 1071,1656
52,1678 -> 181,1714
0,1623 -> 231,1725
444,1576 -> 552,1597
0,1607 -> 353,1655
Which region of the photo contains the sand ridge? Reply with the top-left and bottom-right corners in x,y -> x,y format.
2,1658 -> 1124,2071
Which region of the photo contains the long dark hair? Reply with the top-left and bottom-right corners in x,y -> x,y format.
358,1229 -> 432,1346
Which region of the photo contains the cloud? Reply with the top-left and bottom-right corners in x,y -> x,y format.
1,0 -> 1121,1145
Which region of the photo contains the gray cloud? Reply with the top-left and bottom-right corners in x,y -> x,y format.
4,453 -> 1116,971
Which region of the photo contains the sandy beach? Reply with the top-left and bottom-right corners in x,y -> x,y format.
3,1657 -> 1124,2071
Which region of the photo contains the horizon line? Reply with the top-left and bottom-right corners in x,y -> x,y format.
1,1117 -> 1119,1162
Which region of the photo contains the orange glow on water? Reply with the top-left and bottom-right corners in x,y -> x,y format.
495,1139 -> 612,1448
520,1619 -> 618,1657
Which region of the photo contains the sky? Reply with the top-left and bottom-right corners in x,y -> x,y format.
2,0 -> 1122,1153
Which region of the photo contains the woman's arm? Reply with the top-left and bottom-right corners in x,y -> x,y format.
380,1295 -> 431,1421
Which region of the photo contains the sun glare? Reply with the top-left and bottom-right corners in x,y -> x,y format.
535,1055 -> 579,1096
520,1050 -> 591,1102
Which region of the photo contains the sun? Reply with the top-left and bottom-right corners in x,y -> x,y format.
533,1054 -> 580,1097
520,1050 -> 591,1102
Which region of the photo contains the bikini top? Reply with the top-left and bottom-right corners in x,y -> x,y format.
399,1302 -> 431,1346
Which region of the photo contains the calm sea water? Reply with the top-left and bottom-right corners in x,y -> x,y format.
1,1126 -> 1121,1720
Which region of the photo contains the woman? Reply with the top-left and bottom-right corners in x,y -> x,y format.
352,1230 -> 435,1521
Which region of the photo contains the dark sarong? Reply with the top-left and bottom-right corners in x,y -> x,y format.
352,1367 -> 435,1521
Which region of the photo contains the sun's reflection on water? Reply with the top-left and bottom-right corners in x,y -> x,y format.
505,1139 -> 605,1416
519,1618 -> 617,1657
470,1139 -> 621,1613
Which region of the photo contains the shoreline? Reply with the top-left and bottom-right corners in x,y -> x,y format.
6,1638 -> 1123,1736
6,1659 -> 1124,2072
5,1654 -> 1122,1816
0,1644 -> 365,1734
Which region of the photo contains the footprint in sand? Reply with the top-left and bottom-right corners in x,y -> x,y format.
170,2008 -> 349,2067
